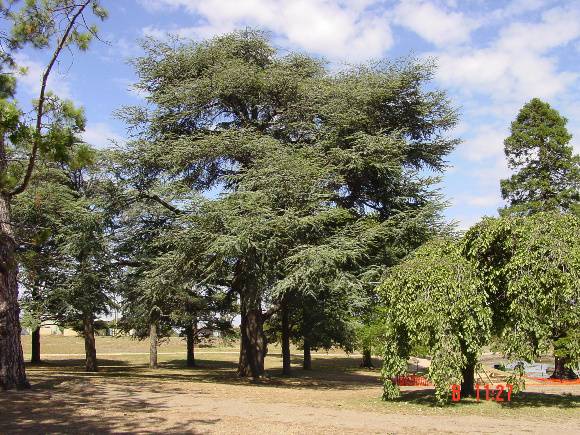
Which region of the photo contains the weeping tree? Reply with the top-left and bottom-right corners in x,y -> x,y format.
379,238 -> 491,404
0,0 -> 107,390
463,212 -> 580,380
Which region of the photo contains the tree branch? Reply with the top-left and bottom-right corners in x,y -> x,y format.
10,0 -> 92,197
139,192 -> 185,215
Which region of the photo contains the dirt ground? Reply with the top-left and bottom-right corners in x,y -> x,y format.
1,336 -> 579,434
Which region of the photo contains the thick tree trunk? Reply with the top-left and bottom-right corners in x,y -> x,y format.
303,338 -> 312,370
186,323 -> 196,367
551,356 -> 578,380
31,326 -> 41,364
83,315 -> 98,372
149,320 -> 158,369
235,254 -> 266,378
0,193 -> 29,389
461,360 -> 476,397
361,347 -> 374,368
238,308 -> 266,378
281,302 -> 291,376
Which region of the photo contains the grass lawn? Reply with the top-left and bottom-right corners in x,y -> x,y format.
2,335 -> 578,434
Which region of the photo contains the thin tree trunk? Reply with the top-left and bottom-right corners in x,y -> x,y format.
186,322 -> 196,367
83,315 -> 97,372
461,360 -> 476,397
361,347 -> 373,368
551,356 -> 578,380
0,193 -> 29,389
303,338 -> 312,370
281,301 -> 291,376
149,320 -> 158,369
31,326 -> 41,364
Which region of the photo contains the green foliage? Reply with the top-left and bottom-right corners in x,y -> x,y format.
500,98 -> 580,215
117,30 -> 458,373
14,145 -> 114,329
378,238 -> 491,404
463,212 -> 580,370
7,1 -> 107,52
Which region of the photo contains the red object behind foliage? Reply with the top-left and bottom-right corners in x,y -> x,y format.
394,374 -> 432,386
528,377 -> 580,384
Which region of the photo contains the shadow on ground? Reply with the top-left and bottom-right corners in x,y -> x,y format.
3,353 -> 577,433
0,374 -> 218,434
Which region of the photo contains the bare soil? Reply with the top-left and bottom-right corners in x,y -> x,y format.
1,336 -> 578,434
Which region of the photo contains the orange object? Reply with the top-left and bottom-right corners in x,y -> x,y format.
527,377 -> 580,384
394,374 -> 433,386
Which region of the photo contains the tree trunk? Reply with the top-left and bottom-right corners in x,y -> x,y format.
186,322 -> 196,367
361,347 -> 373,368
281,301 -> 291,376
551,356 -> 578,380
461,360 -> 476,397
0,193 -> 29,389
303,338 -> 312,370
149,320 -> 158,369
31,326 -> 41,364
238,308 -> 266,378
83,315 -> 98,372
234,255 -> 266,378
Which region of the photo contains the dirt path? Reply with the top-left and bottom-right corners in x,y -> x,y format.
2,372 -> 578,434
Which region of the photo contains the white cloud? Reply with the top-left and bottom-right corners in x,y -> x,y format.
461,125 -> 508,161
14,54 -> 72,99
81,122 -> 124,149
487,0 -> 556,21
462,194 -> 501,208
394,0 -> 478,47
472,158 -> 511,187
435,5 -> 580,103
139,0 -> 392,61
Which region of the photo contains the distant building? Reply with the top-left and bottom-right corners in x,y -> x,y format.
22,323 -> 77,337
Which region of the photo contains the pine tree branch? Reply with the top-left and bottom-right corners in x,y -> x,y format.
10,0 -> 92,197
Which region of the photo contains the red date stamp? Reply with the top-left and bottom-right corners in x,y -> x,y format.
451,384 -> 513,402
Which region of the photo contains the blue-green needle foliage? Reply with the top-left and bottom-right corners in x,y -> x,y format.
119,30 -> 459,375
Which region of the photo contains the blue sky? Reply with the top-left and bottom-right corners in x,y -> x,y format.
13,0 -> 580,229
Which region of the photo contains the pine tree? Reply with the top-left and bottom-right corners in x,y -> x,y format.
0,0 -> 107,390
500,98 -> 580,215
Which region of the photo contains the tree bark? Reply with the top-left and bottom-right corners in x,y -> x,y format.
361,347 -> 374,368
0,193 -> 29,389
234,255 -> 266,378
31,326 -> 41,364
186,322 -> 196,367
149,320 -> 158,369
461,360 -> 476,397
303,338 -> 312,370
281,301 -> 291,376
238,307 -> 266,378
83,315 -> 98,372
551,356 -> 578,380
